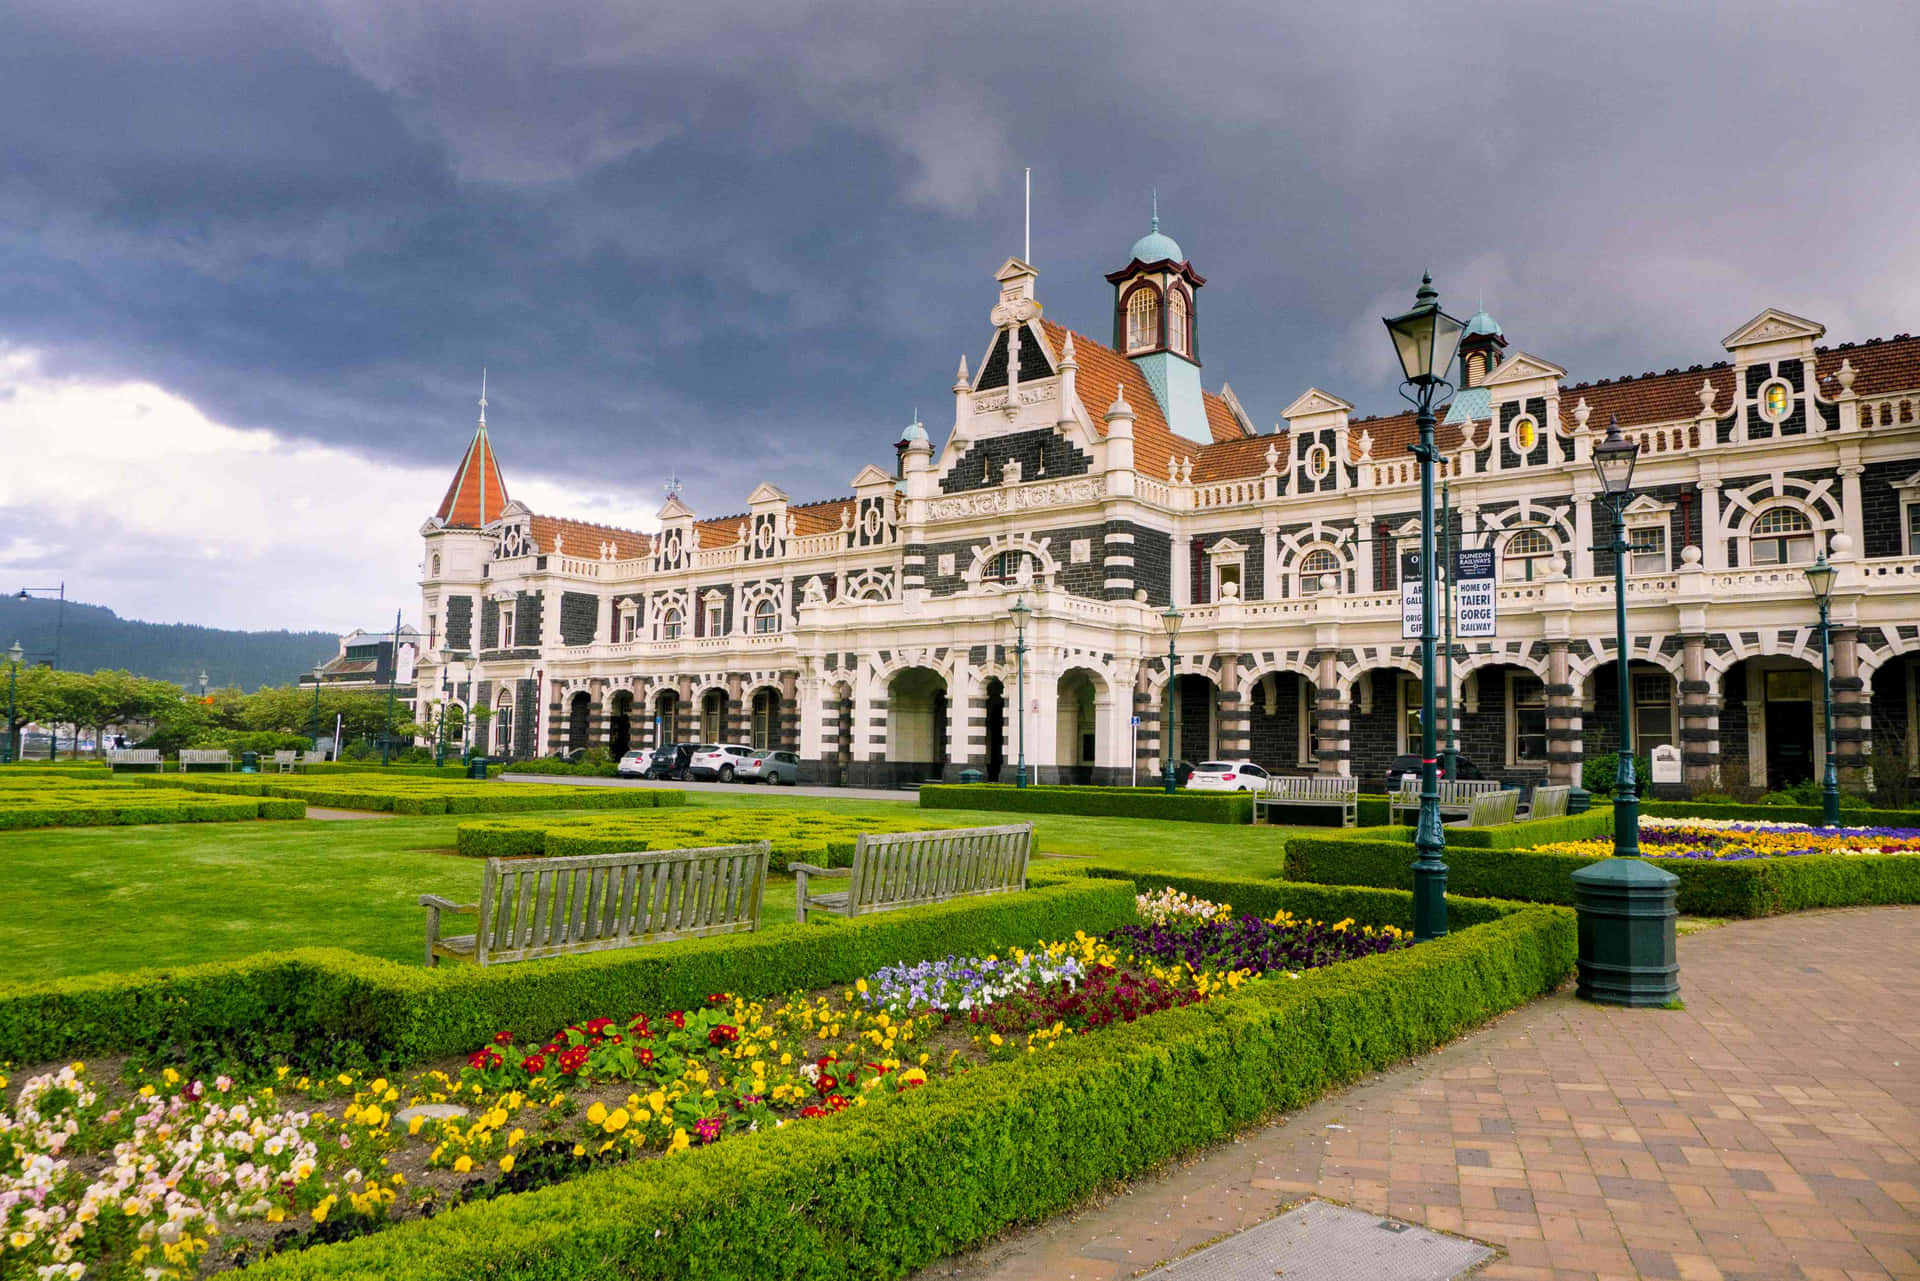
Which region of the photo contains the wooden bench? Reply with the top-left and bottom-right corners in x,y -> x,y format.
1448,789 -> 1520,828
296,751 -> 325,769
1388,776 -> 1502,824
1254,775 -> 1358,827
793,823 -> 1032,924
107,748 -> 164,774
178,749 -> 233,773
420,842 -> 769,967
1525,784 -> 1571,821
271,750 -> 298,774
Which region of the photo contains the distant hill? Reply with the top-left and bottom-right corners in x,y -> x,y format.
0,596 -> 339,691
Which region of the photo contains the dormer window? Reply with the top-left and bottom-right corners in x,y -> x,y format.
1167,289 -> 1190,357
1125,286 -> 1161,353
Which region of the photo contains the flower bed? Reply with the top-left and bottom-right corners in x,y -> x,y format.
0,891 -> 1419,1277
1532,817 -> 1920,861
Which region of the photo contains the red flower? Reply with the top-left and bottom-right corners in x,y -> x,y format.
521,1052 -> 547,1074
668,1011 -> 687,1030
627,1014 -> 650,1033
585,1018 -> 614,1036
706,992 -> 731,1005
799,1105 -> 827,1119
825,1094 -> 850,1112
467,1048 -> 503,1071
816,1073 -> 838,1095
556,1045 -> 590,1075
492,1030 -> 514,1046
637,1047 -> 655,1067
707,1024 -> 739,1047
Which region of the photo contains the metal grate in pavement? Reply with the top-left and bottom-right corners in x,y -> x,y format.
1139,1199 -> 1493,1281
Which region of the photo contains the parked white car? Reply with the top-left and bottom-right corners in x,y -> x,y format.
616,749 -> 653,777
735,750 -> 801,785
1184,761 -> 1271,792
688,743 -> 758,781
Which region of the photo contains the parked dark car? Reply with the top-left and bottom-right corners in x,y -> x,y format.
1163,759 -> 1197,787
1383,753 -> 1487,788
643,742 -> 704,780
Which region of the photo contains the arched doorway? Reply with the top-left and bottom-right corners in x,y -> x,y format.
1719,657 -> 1819,791
887,667 -> 949,785
983,677 -> 1006,782
653,689 -> 679,749
1247,672 -> 1310,773
566,691 -> 591,754
700,689 -> 728,742
1347,666 -> 1419,785
608,690 -> 632,757
1166,673 -> 1218,765
1056,668 -> 1102,785
750,687 -> 780,751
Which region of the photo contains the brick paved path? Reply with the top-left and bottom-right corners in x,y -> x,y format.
916,907 -> 1919,1281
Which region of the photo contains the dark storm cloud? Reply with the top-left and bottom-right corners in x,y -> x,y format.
2,0 -> 1916,514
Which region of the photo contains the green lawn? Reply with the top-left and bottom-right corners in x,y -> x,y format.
0,792 -> 1313,979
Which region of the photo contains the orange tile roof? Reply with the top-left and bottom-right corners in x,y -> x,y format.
528,514 -> 650,560
434,424 -> 508,528
1817,335 -> 1920,401
1191,434 -> 1275,482
1038,319 -> 1248,482
791,497 -> 854,535
1565,365 -> 1737,429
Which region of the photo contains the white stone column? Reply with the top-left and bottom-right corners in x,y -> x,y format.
1571,488 -> 1595,580
1700,480 -> 1725,570
945,655 -> 973,777
1839,461 -> 1865,556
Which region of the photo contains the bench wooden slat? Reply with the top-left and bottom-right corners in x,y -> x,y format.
797,823 -> 1030,924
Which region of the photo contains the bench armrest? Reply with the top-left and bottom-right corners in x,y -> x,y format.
787,863 -> 845,878
418,894 -> 477,913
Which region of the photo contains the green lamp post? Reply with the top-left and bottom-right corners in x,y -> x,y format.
1383,273 -> 1466,943
1010,596 -> 1030,788
309,666 -> 324,755
1570,415 -> 1679,1006
1161,602 -> 1184,795
4,640 -> 21,765
1805,553 -> 1841,827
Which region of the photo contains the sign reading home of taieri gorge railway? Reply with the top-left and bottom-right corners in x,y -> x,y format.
1454,549 -> 1496,638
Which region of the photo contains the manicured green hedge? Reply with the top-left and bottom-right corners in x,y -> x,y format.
239,893 -> 1573,1281
454,810 -> 962,871
129,775 -> 686,815
1447,808 -> 1614,848
1282,836 -> 1920,918
0,786 -> 307,829
1074,865 -> 1520,931
920,784 -> 1252,824
0,876 -> 1132,1072
297,762 -> 474,779
1642,800 -> 1920,828
0,765 -> 115,782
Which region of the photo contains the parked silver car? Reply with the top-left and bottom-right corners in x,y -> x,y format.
616,749 -> 653,777
735,750 -> 801,785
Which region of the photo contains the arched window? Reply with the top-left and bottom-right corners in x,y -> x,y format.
985,549 -> 1034,584
1299,548 -> 1341,595
1166,289 -> 1190,357
1125,286 -> 1161,353
753,599 -> 780,634
1750,506 -> 1814,565
495,698 -> 514,755
1502,528 -> 1553,582
430,553 -> 441,576
660,607 -> 684,641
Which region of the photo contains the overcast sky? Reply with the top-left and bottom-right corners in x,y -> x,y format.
2,0 -> 1916,631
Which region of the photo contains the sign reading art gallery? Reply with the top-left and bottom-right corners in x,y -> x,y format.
1400,551 -> 1424,639
1453,548 -> 1496,638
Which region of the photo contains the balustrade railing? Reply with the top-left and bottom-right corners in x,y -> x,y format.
1858,393 -> 1917,430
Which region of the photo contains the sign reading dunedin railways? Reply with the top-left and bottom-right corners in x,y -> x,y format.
1453,548 -> 1496,638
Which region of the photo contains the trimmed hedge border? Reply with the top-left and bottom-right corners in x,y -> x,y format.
0,787 -> 306,829
0,875 -> 1131,1072
452,810 -> 957,871
1282,836 -> 1920,918
920,784 -> 1252,824
239,887 -> 1573,1281
127,775 -> 687,815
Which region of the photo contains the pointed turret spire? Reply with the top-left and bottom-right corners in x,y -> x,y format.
433,383 -> 509,528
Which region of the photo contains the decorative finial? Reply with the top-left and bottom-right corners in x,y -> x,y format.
663,473 -> 683,500
1415,272 -> 1437,306
478,368 -> 488,426
1151,188 -> 1159,233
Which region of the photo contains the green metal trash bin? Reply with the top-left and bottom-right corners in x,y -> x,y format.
1570,857 -> 1679,1006
958,768 -> 985,784
466,756 -> 489,780
240,751 -> 259,774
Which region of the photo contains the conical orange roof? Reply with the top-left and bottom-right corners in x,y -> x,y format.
434,423 -> 508,528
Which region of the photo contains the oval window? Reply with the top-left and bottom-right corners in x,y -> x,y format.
1513,415 -> 1538,453
1761,380 -> 1791,422
1307,443 -> 1331,479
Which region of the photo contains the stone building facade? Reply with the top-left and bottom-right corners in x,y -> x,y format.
413,223 -> 1920,796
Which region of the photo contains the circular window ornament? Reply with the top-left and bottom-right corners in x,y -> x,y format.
754,522 -> 775,551
1759,378 -> 1792,423
1307,443 -> 1332,479
1512,415 -> 1539,454
860,505 -> 884,537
